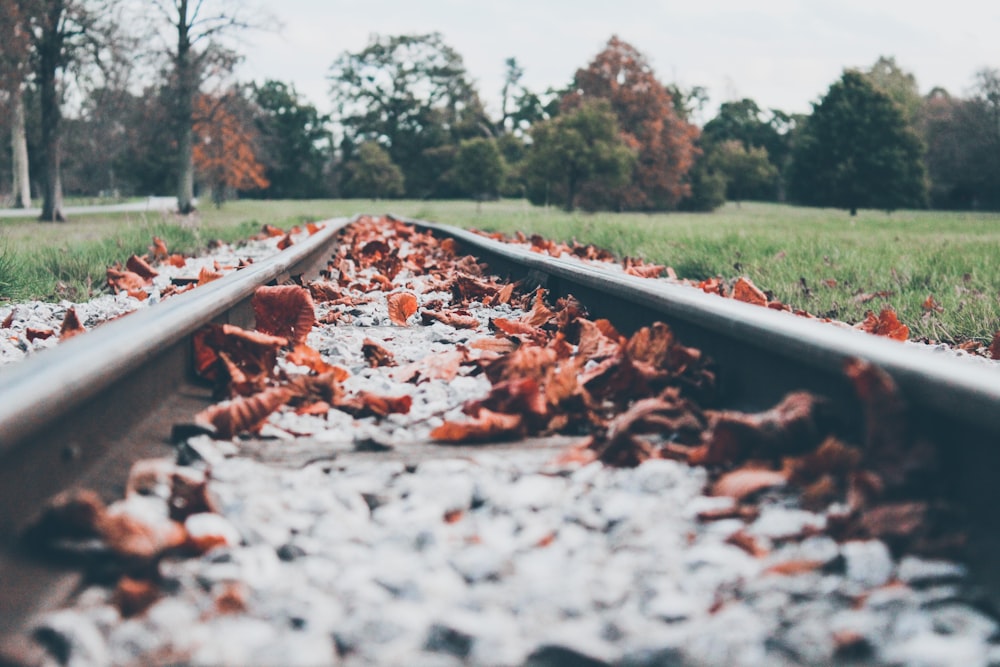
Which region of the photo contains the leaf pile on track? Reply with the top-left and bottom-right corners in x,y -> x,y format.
477,229 -> 924,343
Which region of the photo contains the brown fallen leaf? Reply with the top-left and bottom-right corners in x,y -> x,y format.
126,255 -> 159,282
989,331 -> 1000,360
1,310 -> 14,328
362,338 -> 396,367
286,344 -> 341,375
59,307 -> 86,340
387,292 -> 418,326
253,285 -> 316,346
732,277 -> 768,307
97,508 -> 187,561
856,308 -> 908,341
26,327 -> 54,342
421,308 -> 481,329
114,576 -> 161,618
149,236 -> 169,260
195,386 -> 293,438
712,467 -> 788,500
431,408 -> 523,443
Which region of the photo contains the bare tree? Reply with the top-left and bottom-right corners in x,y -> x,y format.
148,0 -> 266,214
0,2 -> 32,208
17,0 -> 129,221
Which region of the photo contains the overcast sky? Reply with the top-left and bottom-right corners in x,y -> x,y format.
238,0 -> 999,123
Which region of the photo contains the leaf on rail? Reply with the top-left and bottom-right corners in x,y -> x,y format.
855,308 -> 909,341
253,284 -> 316,346
732,277 -> 768,307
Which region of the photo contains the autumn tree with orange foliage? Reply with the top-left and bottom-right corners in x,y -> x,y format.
561,36 -> 700,211
193,91 -> 269,206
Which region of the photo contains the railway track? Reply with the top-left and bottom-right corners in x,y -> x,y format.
1,214 -> 998,665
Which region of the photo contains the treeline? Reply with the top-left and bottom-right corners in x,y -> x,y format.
2,4 -> 999,218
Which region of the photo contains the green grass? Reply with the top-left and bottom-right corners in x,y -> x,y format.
2,199 -> 999,345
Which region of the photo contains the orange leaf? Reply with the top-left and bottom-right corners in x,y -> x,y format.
732,277 -> 767,307
521,288 -> 554,327
197,266 -> 224,285
763,559 -> 825,576
26,327 -> 54,342
96,510 -> 187,561
362,338 -> 396,367
286,344 -> 338,374
2,310 -> 14,328
469,337 -> 519,353
337,391 -> 412,417
253,285 -> 316,346
114,576 -> 160,618
277,232 -> 294,250
107,268 -> 147,293
195,386 -> 292,438
921,294 -> 943,313
431,409 -> 522,443
711,467 -> 788,500
126,255 -> 159,282
59,307 -> 86,341
421,309 -> 480,329
149,236 -> 169,260
856,308 -> 908,341
387,292 -> 418,325
166,254 -> 187,268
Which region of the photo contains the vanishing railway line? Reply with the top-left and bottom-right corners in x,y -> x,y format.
1,215 -> 999,665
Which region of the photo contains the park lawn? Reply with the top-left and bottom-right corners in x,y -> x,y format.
1,199 -> 998,345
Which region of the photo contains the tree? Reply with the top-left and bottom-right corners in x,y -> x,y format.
328,32 -> 492,198
522,100 -> 635,212
708,140 -> 779,204
920,72 -> 1000,210
561,36 -> 700,211
150,0 -> 261,214
340,142 -> 405,199
0,1 -> 32,208
250,79 -> 331,199
864,55 -> 922,122
192,90 -> 268,206
451,137 -> 505,208
788,70 -> 928,215
17,0 -> 125,221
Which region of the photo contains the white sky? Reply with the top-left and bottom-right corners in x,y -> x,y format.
238,0 -> 1000,124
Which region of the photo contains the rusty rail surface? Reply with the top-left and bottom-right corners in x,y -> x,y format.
2,214 -> 999,662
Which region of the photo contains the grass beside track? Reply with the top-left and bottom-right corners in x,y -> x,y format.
1,199 -> 998,345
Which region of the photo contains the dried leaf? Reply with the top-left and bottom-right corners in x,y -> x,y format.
59,307 -> 86,340
696,392 -> 829,465
989,331 -> 1000,360
253,285 -> 316,346
195,387 -> 292,438
387,292 -> 418,326
96,509 -> 187,561
421,308 -> 480,329
114,576 -> 160,617
856,308 -> 909,341
149,237 -> 169,260
521,288 -> 554,327
921,294 -> 943,313
732,277 -> 767,306
431,408 -> 523,443
337,391 -> 412,418
1,310 -> 14,328
197,266 -> 224,285
286,344 -> 340,375
362,338 -> 396,367
712,467 -> 788,500
126,255 -> 158,282
106,268 -> 146,294
726,530 -> 769,557
26,327 -> 54,342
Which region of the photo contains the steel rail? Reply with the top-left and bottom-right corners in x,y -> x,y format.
0,217 -> 351,662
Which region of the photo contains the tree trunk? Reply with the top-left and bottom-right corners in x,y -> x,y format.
38,2 -> 66,222
174,0 -> 196,214
10,87 -> 31,209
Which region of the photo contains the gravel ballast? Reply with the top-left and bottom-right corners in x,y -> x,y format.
16,219 -> 1000,666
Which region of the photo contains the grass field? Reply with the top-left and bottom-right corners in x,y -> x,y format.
2,199 -> 998,345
